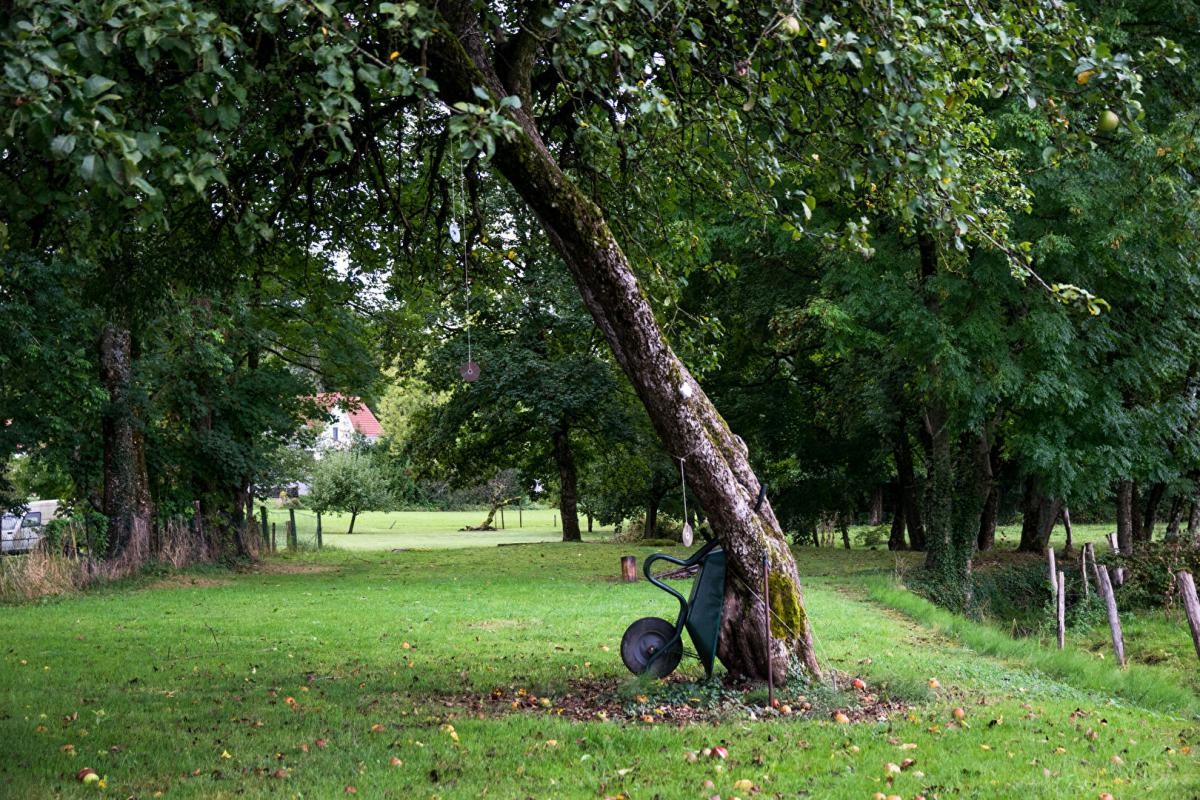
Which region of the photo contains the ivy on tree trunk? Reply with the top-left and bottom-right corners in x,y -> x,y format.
99,323 -> 152,567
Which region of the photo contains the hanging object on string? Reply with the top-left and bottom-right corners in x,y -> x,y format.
679,458 -> 694,547
450,135 -> 480,383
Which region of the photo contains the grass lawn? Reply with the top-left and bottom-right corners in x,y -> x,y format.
262,507 -> 613,550
3,543 -> 1199,798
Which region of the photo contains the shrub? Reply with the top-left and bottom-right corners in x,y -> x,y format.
854,524 -> 889,549
1110,541 -> 1200,611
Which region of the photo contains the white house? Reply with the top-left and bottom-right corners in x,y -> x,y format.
312,393 -> 383,456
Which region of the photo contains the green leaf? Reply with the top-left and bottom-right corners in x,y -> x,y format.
129,176 -> 157,196
50,135 -> 76,158
587,40 -> 607,56
83,74 -> 117,98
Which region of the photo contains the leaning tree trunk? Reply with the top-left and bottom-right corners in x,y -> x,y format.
427,14 -> 819,678
99,323 -> 152,568
552,425 -> 582,542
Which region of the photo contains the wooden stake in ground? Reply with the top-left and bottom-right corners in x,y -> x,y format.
763,555 -> 774,709
1079,545 -> 1090,600
1085,542 -> 1101,590
1107,532 -> 1120,554
620,555 -> 638,582
1096,565 -> 1127,667
1056,570 -> 1066,650
1176,570 -> 1200,660
1047,547 -> 1058,603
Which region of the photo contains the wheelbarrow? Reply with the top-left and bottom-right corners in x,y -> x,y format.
619,537 -> 726,678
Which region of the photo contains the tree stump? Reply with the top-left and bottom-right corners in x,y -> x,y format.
620,555 -> 638,582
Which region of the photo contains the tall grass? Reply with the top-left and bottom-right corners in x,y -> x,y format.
0,545 -> 82,601
0,517 -> 226,603
863,576 -> 1200,716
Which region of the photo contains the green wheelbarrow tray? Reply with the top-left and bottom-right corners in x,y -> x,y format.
620,539 -> 727,679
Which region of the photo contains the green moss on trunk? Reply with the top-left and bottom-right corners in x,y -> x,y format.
767,571 -> 805,642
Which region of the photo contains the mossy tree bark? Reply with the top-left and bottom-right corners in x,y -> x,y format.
426,5 -> 819,678
99,323 -> 153,567
915,236 -> 991,606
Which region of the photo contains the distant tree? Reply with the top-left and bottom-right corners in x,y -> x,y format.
308,451 -> 392,535
466,469 -> 521,531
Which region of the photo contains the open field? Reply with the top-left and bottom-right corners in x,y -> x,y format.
2,544 -> 1198,799
260,507 -> 1108,553
263,507 -> 614,550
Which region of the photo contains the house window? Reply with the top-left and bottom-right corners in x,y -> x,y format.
332,427 -> 339,442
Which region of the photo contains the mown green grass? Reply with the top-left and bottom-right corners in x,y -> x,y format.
262,507 -> 614,550
2,542 -> 1199,798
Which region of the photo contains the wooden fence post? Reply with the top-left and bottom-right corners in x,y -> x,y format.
270,522 -> 277,553
1086,542 -> 1101,591
316,512 -> 323,550
620,556 -> 638,582
1047,547 -> 1058,603
1096,565 -> 1127,667
1107,532 -> 1119,554
1079,544 -> 1090,600
259,506 -> 269,547
1056,570 -> 1066,649
288,508 -> 297,550
1175,570 -> 1200,660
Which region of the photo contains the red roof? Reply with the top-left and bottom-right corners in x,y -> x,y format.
314,393 -> 383,439
346,403 -> 382,438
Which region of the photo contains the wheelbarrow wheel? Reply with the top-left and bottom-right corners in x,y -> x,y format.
620,617 -> 682,678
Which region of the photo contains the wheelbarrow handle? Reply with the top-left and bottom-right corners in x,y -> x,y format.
643,552 -> 690,623
642,539 -> 723,632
